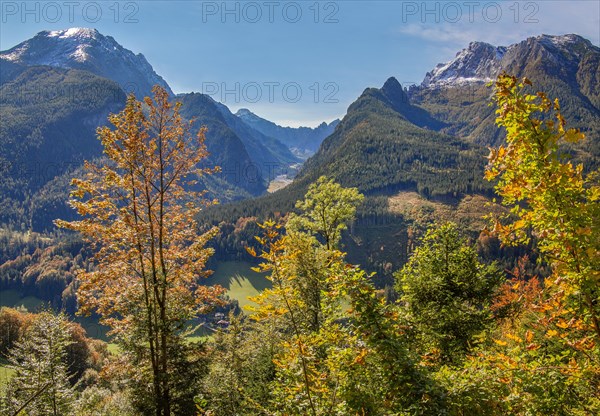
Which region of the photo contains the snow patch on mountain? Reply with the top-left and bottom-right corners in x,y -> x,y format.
48,27 -> 98,39
0,28 -> 173,97
422,41 -> 507,88
421,34 -> 594,89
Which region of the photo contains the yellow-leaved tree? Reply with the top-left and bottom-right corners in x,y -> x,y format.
486,74 -> 599,341
56,86 -> 223,416
440,73 -> 600,415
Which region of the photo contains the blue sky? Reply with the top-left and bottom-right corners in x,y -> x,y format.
1,1 -> 599,126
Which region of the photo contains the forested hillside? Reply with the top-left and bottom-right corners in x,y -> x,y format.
3,75 -> 598,415
0,65 -> 126,228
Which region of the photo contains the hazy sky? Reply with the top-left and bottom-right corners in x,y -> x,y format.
1,1 -> 599,126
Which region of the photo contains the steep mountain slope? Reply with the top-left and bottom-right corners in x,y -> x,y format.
410,34 -> 600,164
176,92 -> 268,198
214,103 -> 300,171
236,109 -> 340,157
298,77 -> 489,196
0,64 -> 126,228
0,28 -> 173,98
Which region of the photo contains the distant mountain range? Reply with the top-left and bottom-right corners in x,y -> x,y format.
0,29 -> 598,235
0,28 -> 336,230
235,109 -> 339,158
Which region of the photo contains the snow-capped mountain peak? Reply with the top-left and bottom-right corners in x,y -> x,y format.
421,34 -> 596,89
47,27 -> 99,39
0,27 -> 173,98
422,41 -> 506,88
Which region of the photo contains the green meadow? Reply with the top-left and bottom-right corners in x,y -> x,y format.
205,261 -> 272,310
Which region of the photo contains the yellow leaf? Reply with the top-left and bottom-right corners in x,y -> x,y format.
564,128 -> 584,143
525,330 -> 534,343
353,348 -> 368,365
494,339 -> 507,346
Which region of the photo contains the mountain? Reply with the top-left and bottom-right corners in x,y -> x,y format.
235,109 -> 340,158
422,41 -> 506,88
204,34 -> 600,278
0,28 -> 173,98
0,64 -> 126,229
214,103 -> 300,171
205,75 -> 492,219
177,93 -> 302,197
297,77 -> 488,196
177,93 -> 269,198
410,33 -> 600,163
422,34 -> 599,91
0,28 -> 303,231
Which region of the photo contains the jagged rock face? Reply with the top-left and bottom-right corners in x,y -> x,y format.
0,27 -> 173,98
409,34 -> 600,151
421,34 -> 599,89
423,42 -> 506,87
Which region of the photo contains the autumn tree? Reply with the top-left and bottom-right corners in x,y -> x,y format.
56,86 -> 223,416
245,180 -> 355,414
241,178 -> 364,414
481,73 -> 600,413
283,176 -> 365,332
0,307 -> 26,357
434,74 -> 600,415
486,74 -> 600,341
287,176 -> 365,251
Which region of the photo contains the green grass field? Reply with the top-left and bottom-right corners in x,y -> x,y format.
0,289 -> 45,311
0,289 -> 112,341
0,260 -> 271,373
0,358 -> 15,393
205,261 -> 272,310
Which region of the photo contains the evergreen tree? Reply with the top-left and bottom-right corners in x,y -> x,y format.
395,223 -> 503,363
3,312 -> 74,416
